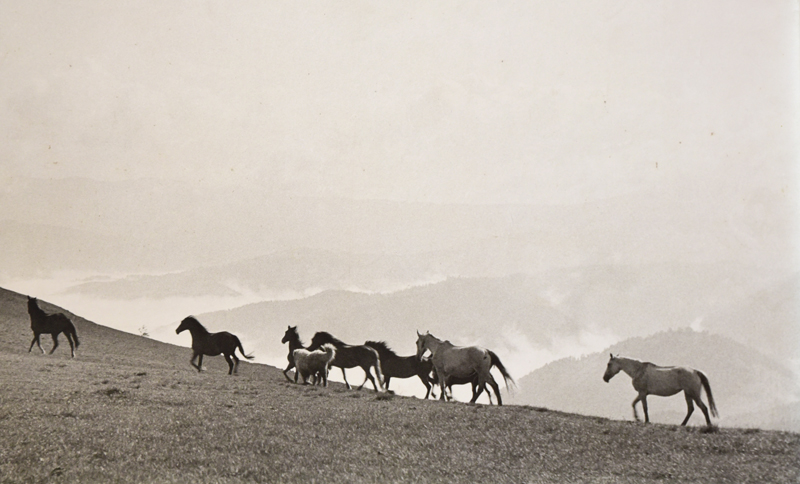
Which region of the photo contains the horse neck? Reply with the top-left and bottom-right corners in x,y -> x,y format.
186,324 -> 209,340
424,335 -> 443,353
288,336 -> 304,351
616,357 -> 645,378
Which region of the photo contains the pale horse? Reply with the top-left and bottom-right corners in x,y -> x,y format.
603,354 -> 718,426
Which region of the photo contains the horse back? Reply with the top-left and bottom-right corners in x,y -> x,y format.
639,365 -> 697,396
330,344 -> 379,369
433,345 -> 491,379
31,311 -> 75,334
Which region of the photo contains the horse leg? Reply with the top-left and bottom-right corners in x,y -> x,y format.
681,393 -> 695,426
65,332 -> 75,357
631,395 -> 642,422
283,362 -> 296,382
29,333 -> 40,353
224,354 -> 234,375
384,376 -> 392,392
641,395 -> 650,423
489,379 -> 502,406
47,334 -> 60,354
341,368 -> 351,389
693,394 -> 712,427
232,354 -> 240,375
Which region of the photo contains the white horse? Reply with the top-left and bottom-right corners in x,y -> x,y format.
293,344 -> 336,386
415,331 -> 512,405
603,354 -> 718,426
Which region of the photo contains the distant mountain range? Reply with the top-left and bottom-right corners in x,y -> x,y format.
509,329 -> 800,432
131,266 -> 799,374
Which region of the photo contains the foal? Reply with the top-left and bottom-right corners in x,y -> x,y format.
293,344 -> 336,386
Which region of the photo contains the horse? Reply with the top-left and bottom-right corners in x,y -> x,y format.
364,341 -> 435,398
293,344 -> 336,386
307,332 -> 385,392
430,349 -> 514,405
415,331 -> 513,405
175,316 -> 254,375
281,325 -> 307,383
603,354 -> 718,426
27,296 -> 80,358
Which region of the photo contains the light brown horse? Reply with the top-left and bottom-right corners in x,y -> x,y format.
415,331 -> 511,405
603,354 -> 718,426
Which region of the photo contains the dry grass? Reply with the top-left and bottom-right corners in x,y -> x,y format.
0,289 -> 798,483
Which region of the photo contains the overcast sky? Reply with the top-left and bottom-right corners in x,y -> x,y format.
1,1 -> 798,390
2,1 -> 796,207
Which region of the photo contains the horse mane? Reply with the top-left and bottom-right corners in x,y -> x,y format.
312,331 -> 346,347
364,341 -> 398,358
181,316 -> 209,334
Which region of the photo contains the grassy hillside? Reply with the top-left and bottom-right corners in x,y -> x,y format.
1,287 -> 798,483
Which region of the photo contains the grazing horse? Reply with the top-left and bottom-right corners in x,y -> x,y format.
175,316 -> 253,375
364,341 -> 435,398
307,332 -> 385,392
293,344 -> 336,386
27,296 -> 80,358
415,331 -> 512,405
281,326 -> 307,383
430,349 -> 514,405
603,354 -> 718,426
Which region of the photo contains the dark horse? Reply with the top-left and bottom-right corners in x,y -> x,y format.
27,296 -> 80,357
364,341 -> 435,398
175,316 -> 253,375
281,325 -> 306,383
307,332 -> 385,391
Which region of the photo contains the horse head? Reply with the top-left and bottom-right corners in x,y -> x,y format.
603,354 -> 621,382
176,316 -> 202,335
282,325 -> 298,344
415,331 -> 432,359
27,296 -> 39,312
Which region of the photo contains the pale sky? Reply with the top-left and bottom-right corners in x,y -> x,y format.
1,1 -> 799,389
2,1 -> 797,207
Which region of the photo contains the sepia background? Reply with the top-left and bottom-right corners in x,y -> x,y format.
1,1 -> 797,427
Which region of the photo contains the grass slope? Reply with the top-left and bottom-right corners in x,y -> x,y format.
1,288 -> 798,483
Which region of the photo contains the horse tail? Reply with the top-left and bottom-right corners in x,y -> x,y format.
697,370 -> 718,418
67,320 -> 80,348
488,350 -> 515,390
236,339 -> 255,360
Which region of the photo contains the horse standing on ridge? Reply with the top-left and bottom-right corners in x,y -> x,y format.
430,349 -> 514,404
416,331 -> 513,405
175,316 -> 253,375
603,354 -> 718,427
27,296 -> 80,358
281,325 -> 307,383
307,332 -> 385,392
364,341 -> 435,398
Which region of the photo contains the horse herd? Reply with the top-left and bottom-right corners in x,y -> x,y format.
25,296 -> 719,426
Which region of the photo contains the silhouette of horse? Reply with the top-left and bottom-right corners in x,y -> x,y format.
175,316 -> 253,375
416,331 -> 513,405
603,354 -> 718,426
27,296 -> 80,357
307,332 -> 385,391
364,341 -> 434,398
281,325 -> 306,383
430,350 -> 514,404
293,344 -> 336,386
